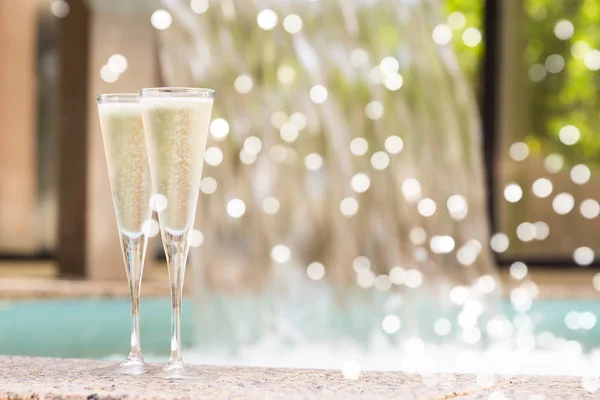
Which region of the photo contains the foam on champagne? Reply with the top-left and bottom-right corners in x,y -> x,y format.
141,97 -> 214,235
98,103 -> 152,238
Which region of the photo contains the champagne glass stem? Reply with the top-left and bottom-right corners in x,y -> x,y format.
163,231 -> 190,366
121,233 -> 147,362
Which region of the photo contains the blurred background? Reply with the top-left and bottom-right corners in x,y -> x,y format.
1,0 -> 600,375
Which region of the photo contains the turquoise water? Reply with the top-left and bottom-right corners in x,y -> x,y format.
0,298 -> 599,359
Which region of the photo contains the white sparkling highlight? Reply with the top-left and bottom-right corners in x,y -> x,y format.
402,179 -> 421,202
532,178 -> 553,198
559,125 -> 580,146
554,19 -> 574,40
226,199 -> 246,218
580,199 -> 600,219
552,193 -> 575,215
271,244 -> 291,263
210,118 -> 230,141
200,177 -> 217,194
340,197 -> 359,217
107,54 -> 128,74
504,183 -> 523,203
417,198 -> 436,217
351,173 -> 371,193
432,24 -> 452,45
490,233 -> 509,253
306,262 -> 325,280
384,136 -> 404,154
462,28 -> 482,47
509,142 -> 529,161
350,137 -> 368,156
510,262 -> 528,280
304,153 -> 324,171
257,9 -> 278,30
204,147 -> 224,166
370,151 -> 390,170
570,164 -> 591,185
574,247 -> 594,266
310,85 -> 328,103
283,14 -> 303,34
151,9 -> 172,30
262,197 -> 280,215
544,153 -> 564,173
365,101 -> 384,120
234,75 -> 253,94
382,315 -> 401,334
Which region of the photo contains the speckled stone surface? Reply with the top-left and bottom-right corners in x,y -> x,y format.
0,356 -> 596,400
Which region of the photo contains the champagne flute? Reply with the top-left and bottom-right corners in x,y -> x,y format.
95,93 -> 154,375
139,87 -> 214,378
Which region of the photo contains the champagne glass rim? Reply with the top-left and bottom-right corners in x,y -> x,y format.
96,93 -> 139,104
139,87 -> 215,98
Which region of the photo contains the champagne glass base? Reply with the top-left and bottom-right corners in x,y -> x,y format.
151,362 -> 217,382
90,358 -> 157,376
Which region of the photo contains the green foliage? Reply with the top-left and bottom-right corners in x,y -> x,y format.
447,0 -> 600,165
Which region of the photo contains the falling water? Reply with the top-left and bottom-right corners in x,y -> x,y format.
156,0 -> 501,356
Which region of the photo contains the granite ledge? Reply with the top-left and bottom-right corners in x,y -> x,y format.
0,356 -> 596,400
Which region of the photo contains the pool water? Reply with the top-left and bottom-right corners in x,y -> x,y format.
1,298 -> 599,376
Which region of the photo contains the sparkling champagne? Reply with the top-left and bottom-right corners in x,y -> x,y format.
98,103 -> 152,238
141,98 -> 214,235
